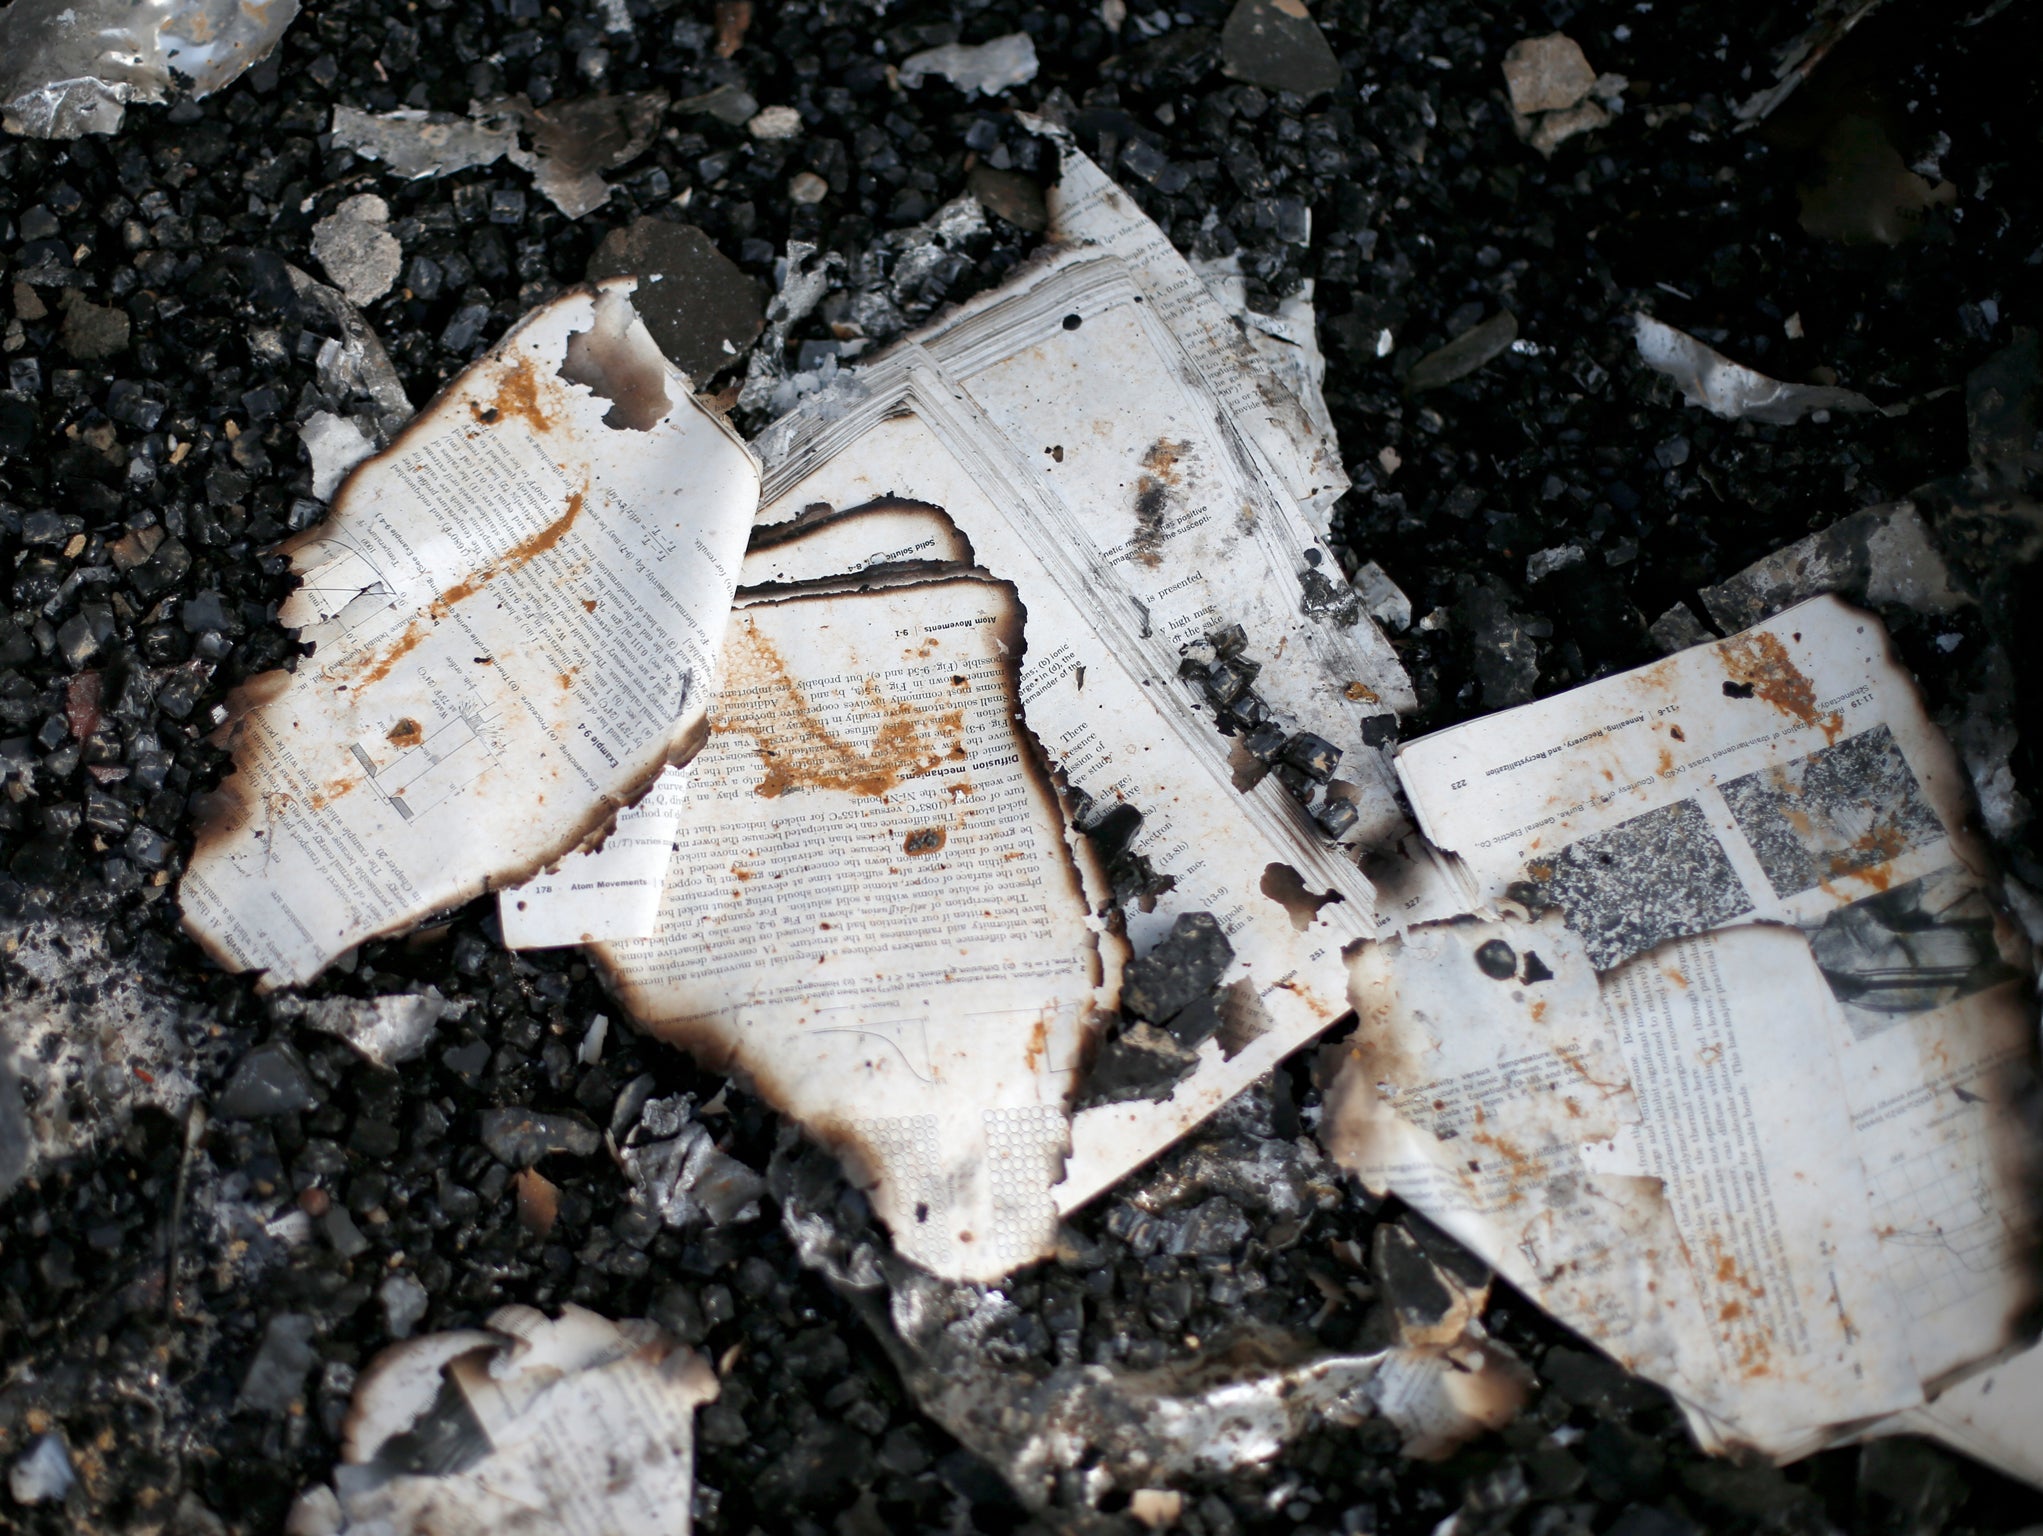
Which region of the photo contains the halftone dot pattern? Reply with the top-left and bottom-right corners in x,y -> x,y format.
860,1114 -> 950,1271
984,1104 -> 1066,1268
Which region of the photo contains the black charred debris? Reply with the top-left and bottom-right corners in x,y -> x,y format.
2,0 -> 2040,1531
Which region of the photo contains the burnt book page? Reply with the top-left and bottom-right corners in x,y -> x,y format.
594,575 -> 1121,1283
753,170 -> 1463,925
180,282 -> 757,987
1328,918 -> 1926,1454
314,1304 -> 718,1536
1394,595 -> 1987,960
910,249 -> 1412,782
828,248 -> 1423,852
741,499 -> 975,587
1379,596 -> 2039,1454
497,504 -> 977,950
1032,126 -> 1348,533
749,419 -> 1370,1217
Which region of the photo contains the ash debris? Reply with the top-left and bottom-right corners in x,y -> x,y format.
0,0 -> 2040,1530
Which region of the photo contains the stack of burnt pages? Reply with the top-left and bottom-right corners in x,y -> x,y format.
180,133 -> 2040,1485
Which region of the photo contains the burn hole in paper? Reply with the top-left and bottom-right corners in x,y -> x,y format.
557,287 -> 673,431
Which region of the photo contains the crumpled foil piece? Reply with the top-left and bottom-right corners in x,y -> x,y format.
331,92 -> 666,220
620,1093 -> 767,1228
899,32 -> 1040,98
329,104 -> 525,180
0,0 -> 300,138
1633,314 -> 1879,425
287,263 -> 414,444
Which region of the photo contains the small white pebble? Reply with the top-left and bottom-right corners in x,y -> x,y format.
748,105 -> 804,140
788,171 -> 830,204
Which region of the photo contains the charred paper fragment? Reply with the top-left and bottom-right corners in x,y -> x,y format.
585,219 -> 764,382
1734,0 -> 1891,123
595,573 -> 1121,1283
290,259 -> 416,443
301,413 -> 378,503
1797,112 -> 1956,246
513,90 -> 668,220
289,1306 -> 719,1536
330,92 -> 666,219
1398,595 -> 1996,969
1647,601 -> 1717,656
966,163 -> 1048,232
180,281 -> 759,988
1326,917 -> 1912,1455
731,240 -> 846,417
1633,315 -> 1879,424
1219,0 -> 1342,98
328,104 -> 524,180
7,1434 -> 73,1505
1372,1216 -> 1490,1348
1350,561 -> 1413,632
277,988 -> 463,1070
1406,311 -> 1519,392
0,0 -> 299,139
1698,500 -> 1966,633
898,33 -> 1040,97
1366,596 -> 2040,1460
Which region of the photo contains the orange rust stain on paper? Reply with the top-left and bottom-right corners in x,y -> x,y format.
1141,438 -> 1187,484
1829,824 -> 1906,888
432,489 -> 585,616
308,775 -> 357,811
336,487 -> 588,702
715,620 -> 960,800
1024,1017 -> 1049,1073
475,352 -> 555,434
1712,1248 -> 1768,1299
387,717 -> 424,748
1469,1116 -> 1539,1206
1720,630 -> 1843,742
348,620 -> 428,692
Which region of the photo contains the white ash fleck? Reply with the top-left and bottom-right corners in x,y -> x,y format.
899,33 -> 1040,98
